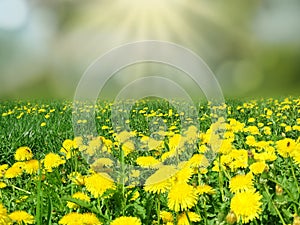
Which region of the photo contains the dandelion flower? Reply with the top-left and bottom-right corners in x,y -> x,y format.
0,164 -> 8,178
15,147 -> 33,161
160,211 -> 173,223
173,164 -> 194,184
81,213 -> 102,225
67,192 -> 90,209
24,159 -> 39,174
276,138 -> 296,158
68,172 -> 85,186
110,216 -> 141,225
59,212 -> 81,225
177,212 -> 201,225
9,211 -> 34,224
121,141 -> 135,156
229,173 -> 254,193
228,149 -> 248,171
59,212 -> 101,225
136,156 -> 161,169
249,161 -> 266,175
168,182 -> 198,212
5,162 -> 25,178
0,204 -> 11,224
144,165 -> 177,194
196,184 -> 215,195
44,153 -> 66,172
60,139 -> 76,159
230,190 -> 262,223
0,182 -> 6,189
91,158 -> 114,173
85,173 -> 115,198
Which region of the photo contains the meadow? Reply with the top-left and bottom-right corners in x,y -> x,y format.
0,97 -> 300,225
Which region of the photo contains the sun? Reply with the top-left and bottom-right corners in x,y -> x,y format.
121,0 -> 168,9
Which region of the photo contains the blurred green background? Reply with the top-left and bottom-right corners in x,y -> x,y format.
0,0 -> 300,99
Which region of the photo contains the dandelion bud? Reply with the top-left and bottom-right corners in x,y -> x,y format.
226,211 -> 237,224
263,164 -> 269,173
275,184 -> 283,195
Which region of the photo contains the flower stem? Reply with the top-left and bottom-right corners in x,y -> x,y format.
264,186 -> 286,225
156,194 -> 161,224
289,158 -> 300,193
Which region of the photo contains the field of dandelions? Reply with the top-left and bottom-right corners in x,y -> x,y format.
0,97 -> 300,225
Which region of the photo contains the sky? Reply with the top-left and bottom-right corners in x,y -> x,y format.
0,0 -> 300,100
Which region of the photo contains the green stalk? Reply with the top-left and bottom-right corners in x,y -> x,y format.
36,160 -> 42,225
264,186 -> 286,225
289,158 -> 300,193
268,178 -> 299,206
202,196 -> 208,225
218,155 -> 225,202
120,147 -> 126,216
10,185 -> 31,194
156,194 -> 161,224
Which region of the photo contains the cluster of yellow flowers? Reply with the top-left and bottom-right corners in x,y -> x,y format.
0,203 -> 34,224
0,97 -> 300,224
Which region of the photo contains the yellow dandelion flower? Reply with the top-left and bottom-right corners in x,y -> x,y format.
59,212 -> 101,225
59,212 -> 82,225
63,139 -> 75,150
44,153 -> 65,172
230,190 -> 262,224
187,154 -> 209,168
246,136 -> 257,147
292,147 -> 300,165
248,118 -> 255,123
115,130 -> 134,143
9,211 -> 34,224
85,173 -> 115,198
177,211 -> 201,225
81,213 -> 102,225
73,137 -> 83,148
229,173 -> 254,193
196,184 -> 215,195
15,147 -> 33,161
122,141 -> 135,156
228,149 -> 248,171
0,182 -> 7,189
249,161 -> 266,175
144,165 -> 177,194
168,182 -> 198,212
136,156 -> 161,169
244,126 -> 260,135
91,158 -> 114,173
5,162 -> 25,178
0,204 -> 11,224
68,172 -> 85,186
110,216 -> 141,225
24,159 -> 39,174
0,164 -> 8,178
276,138 -> 296,158
67,192 -> 91,209
160,211 -> 173,223
60,139 -> 77,159
173,165 -> 193,184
